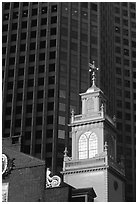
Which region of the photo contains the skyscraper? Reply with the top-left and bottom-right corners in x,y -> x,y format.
2,2 -> 136,201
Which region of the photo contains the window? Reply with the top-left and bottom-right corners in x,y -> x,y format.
35,144 -> 41,153
3,24 -> 8,32
19,56 -> 25,64
13,2 -> 19,8
38,78 -> 44,86
2,47 -> 6,54
48,102 -> 54,111
27,79 -> 34,87
30,42 -> 36,50
32,8 -> 37,16
39,53 -> 45,61
49,51 -> 56,59
9,57 -> 15,65
22,21 -> 27,29
29,54 -> 35,62
47,115 -> 53,124
49,64 -> 55,72
38,65 -> 45,73
22,10 -> 28,17
79,132 -> 97,159
3,13 -> 9,20
5,107 -> 11,115
7,82 -> 13,89
4,3 -> 10,10
46,129 -> 53,138
51,5 -> 57,12
27,91 -> 33,100
21,32 -> 26,40
89,134 -> 98,158
17,93 -> 23,101
79,134 -> 87,159
37,103 -> 43,112
40,41 -> 46,49
17,80 -> 23,88
115,17 -> 120,24
31,19 -> 37,27
24,131 -> 31,140
36,117 -> 42,125
50,39 -> 56,47
20,44 -> 26,51
51,16 -> 57,24
58,116 -> 65,125
30,31 -> 36,38
3,58 -> 5,66
6,94 -> 12,102
25,118 -> 32,126
13,12 -> 18,19
8,69 -> 14,77
41,18 -> 47,25
40,29 -> 46,37
41,7 -> 47,14
81,2 -> 88,8
48,89 -> 54,97
23,2 -> 29,7
91,3 -> 97,11
37,90 -> 43,98
11,34 -> 17,41
10,45 -> 16,53
26,104 -> 32,113
50,27 -> 56,35
15,119 -> 21,127
28,66 -> 34,74
3,36 -> 7,43
4,120 -> 11,128
36,130 -> 42,139
48,76 -> 55,84
125,90 -> 130,98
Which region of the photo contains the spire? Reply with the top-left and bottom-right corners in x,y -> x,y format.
89,61 -> 99,87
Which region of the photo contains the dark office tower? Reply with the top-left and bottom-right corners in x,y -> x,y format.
113,2 -> 136,201
2,2 -> 135,201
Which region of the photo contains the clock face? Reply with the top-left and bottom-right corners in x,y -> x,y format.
114,180 -> 118,190
2,154 -> 8,175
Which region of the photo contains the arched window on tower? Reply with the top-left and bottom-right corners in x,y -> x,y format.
89,133 -> 98,158
78,132 -> 98,160
79,134 -> 87,159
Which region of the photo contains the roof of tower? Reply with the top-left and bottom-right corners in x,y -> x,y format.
86,84 -> 101,93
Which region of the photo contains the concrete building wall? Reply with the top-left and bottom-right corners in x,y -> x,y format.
64,170 -> 107,202
108,171 -> 125,202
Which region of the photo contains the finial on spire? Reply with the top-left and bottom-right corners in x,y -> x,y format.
89,61 -> 99,87
71,109 -> 75,123
64,147 -> 68,157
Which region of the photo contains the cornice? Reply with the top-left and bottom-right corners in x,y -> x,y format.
62,166 -> 108,175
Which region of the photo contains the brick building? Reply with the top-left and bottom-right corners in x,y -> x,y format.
2,137 -> 45,202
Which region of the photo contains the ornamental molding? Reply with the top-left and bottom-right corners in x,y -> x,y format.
73,121 -> 103,131
46,168 -> 61,188
2,154 -> 14,179
62,166 -> 108,175
2,154 -> 8,175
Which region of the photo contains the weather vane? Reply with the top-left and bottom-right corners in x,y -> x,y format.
89,61 -> 99,87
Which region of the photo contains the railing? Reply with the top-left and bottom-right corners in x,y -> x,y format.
65,154 -> 106,170
71,111 -> 103,123
64,154 -> 125,175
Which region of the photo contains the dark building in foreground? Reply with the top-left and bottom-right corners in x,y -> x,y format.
3,137 -> 97,202
2,2 -> 136,201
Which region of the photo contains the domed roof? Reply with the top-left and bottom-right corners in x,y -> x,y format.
86,85 -> 100,93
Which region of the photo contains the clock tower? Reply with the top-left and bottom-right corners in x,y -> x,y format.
62,62 -> 125,202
